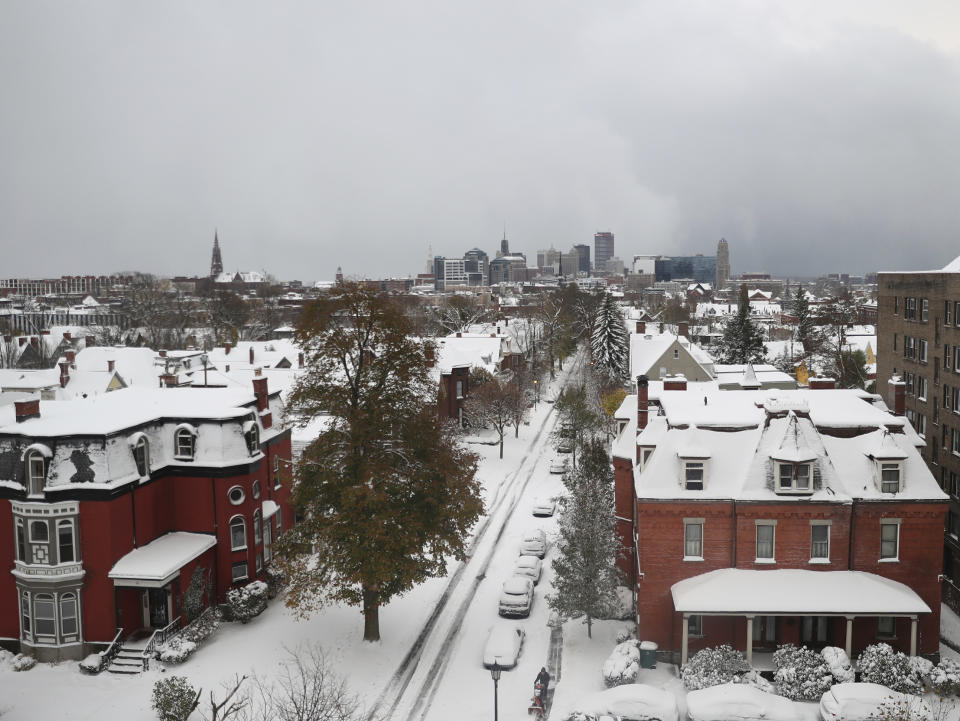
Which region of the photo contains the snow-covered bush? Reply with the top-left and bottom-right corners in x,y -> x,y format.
156,607 -> 221,664
929,658 -> 960,696
265,565 -> 285,599
226,581 -> 268,623
857,643 -> 921,694
151,676 -> 198,721
733,669 -> 774,694
821,646 -> 855,684
614,627 -> 634,645
11,654 -> 36,672
79,652 -> 103,673
772,644 -> 832,701
909,656 -> 934,689
157,637 -> 197,664
602,640 -> 640,687
681,645 -> 750,690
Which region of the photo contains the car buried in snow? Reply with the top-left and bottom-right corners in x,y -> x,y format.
687,683 -> 801,721
531,497 -> 556,517
819,683 -> 932,721
548,458 -> 568,474
512,554 -> 542,584
519,529 -> 547,558
482,624 -> 525,669
498,576 -> 534,618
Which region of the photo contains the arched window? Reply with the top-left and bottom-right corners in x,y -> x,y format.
26,450 -> 45,496
133,437 -> 150,477
15,518 -> 25,562
175,429 -> 195,459
252,480 -> 261,499
230,516 -> 247,551
20,591 -> 31,635
30,520 -> 49,543
245,422 -> 260,455
253,510 -> 262,545
60,593 -> 78,636
57,520 -> 75,564
34,593 -> 55,636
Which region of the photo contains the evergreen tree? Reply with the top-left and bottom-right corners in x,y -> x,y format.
590,294 -> 629,386
793,287 -> 817,354
276,283 -> 484,641
714,284 -> 766,364
547,438 -> 622,638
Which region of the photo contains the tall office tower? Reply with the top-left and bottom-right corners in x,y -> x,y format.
717,237 -> 731,289
464,248 -> 489,285
594,232 -> 614,271
573,244 -> 591,274
210,230 -> 223,278
497,231 -> 510,258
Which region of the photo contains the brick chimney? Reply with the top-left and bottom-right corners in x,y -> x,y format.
636,321 -> 645,333
678,321 -> 689,338
107,359 -> 115,372
888,375 -> 905,416
85,335 -> 95,347
18,337 -> 26,347
253,377 -> 272,428
158,349 -> 167,358
254,366 -> 263,377
297,352 -> 304,369
225,342 -> 232,355
637,375 -> 649,431
249,346 -> 255,364
65,349 -> 76,365
15,399 -> 40,423
160,373 -> 178,387
59,361 -> 70,387
40,330 -> 49,336
808,376 -> 836,390
664,374 -> 687,391
456,332 -> 462,338
62,331 -> 71,341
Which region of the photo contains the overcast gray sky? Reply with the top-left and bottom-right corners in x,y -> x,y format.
2,1 -> 959,282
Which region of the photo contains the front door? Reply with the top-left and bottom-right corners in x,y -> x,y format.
752,616 -> 778,648
800,616 -> 832,648
147,587 -> 168,628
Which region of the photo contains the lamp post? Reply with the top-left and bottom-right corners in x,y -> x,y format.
532,378 -> 539,406
200,353 -> 209,387
490,662 -> 501,721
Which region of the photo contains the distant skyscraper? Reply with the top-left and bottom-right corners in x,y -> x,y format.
210,230 -> 223,278
573,244 -> 591,274
498,231 -> 510,258
594,232 -> 614,271
717,238 -> 731,289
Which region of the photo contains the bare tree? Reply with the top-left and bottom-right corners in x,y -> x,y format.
464,378 -> 520,458
201,675 -> 249,721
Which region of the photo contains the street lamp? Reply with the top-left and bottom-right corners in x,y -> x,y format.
532,378 -> 539,406
490,662 -> 501,721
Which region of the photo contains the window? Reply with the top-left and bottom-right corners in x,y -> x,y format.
904,372 -> 915,396
26,451 -> 45,496
29,520 -> 48,543
954,388 -> 960,413
60,593 -> 78,636
880,520 -> 900,560
175,429 -> 195,459
683,462 -> 704,490
230,516 -> 247,551
231,561 -> 248,582
34,593 -> 55,636
673,348 -> 680,359
904,337 -> 916,359
954,346 -> 960,370
905,297 -> 917,320
253,510 -> 262,545
894,296 -> 900,315
955,301 -> 960,326
15,518 -> 25,562
953,428 -> 960,456
273,458 -> 283,489
688,615 -> 703,636
918,376 -> 927,401
133,437 -> 150,477
57,520 -> 75,563
777,462 -> 812,493
256,551 -> 263,573
953,472 -> 960,498
276,507 -> 282,532
880,462 -> 902,493
919,340 -> 928,364
20,591 -> 31,634
683,519 -> 704,559
946,385 -> 952,409
811,523 -> 830,560
947,346 -> 953,370
947,301 -> 952,326
251,482 -> 260,501
921,298 -> 929,322
756,522 -> 775,562
917,414 -> 927,438
893,334 -> 898,351
245,422 -> 260,455
263,523 -> 272,563
456,380 -> 464,399
877,616 -> 896,638
228,486 -> 245,505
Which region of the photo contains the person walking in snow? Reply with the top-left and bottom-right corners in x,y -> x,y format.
535,666 -> 550,705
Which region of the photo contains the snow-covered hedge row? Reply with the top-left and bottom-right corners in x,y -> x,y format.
156,608 -> 221,664
772,644 -> 832,701
602,640 -> 640,687
225,581 -> 268,623
857,643 -> 922,694
681,645 -> 750,690
930,658 -> 960,696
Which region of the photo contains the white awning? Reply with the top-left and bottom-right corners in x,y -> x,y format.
671,569 -> 930,616
109,532 -> 216,588
262,499 -> 279,519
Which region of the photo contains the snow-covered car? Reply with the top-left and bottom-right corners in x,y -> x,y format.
687,683 -> 801,721
572,684 -> 679,721
498,576 -> 534,618
549,458 -> 569,474
482,624 -> 525,669
556,441 -> 573,453
513,555 -> 542,584
532,497 -> 556,517
519,529 -> 547,558
819,682 -> 932,721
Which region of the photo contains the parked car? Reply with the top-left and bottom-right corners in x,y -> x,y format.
532,497 -> 556,517
519,529 -> 547,558
513,555 -> 543,584
687,683 -> 801,721
572,685 -> 679,721
549,458 -> 569,474
482,624 -> 525,669
819,682 -> 932,721
498,576 -> 534,618
556,441 -> 573,453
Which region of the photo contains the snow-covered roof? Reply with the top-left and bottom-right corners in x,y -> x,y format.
109,532 -> 217,584
672,569 -> 931,615
432,333 -> 504,376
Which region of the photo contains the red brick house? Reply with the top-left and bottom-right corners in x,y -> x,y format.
613,377 -> 947,664
0,380 -> 291,662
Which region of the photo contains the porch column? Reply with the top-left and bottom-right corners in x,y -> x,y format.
845,617 -> 854,660
681,615 -> 690,666
910,616 -> 918,657
745,616 -> 754,666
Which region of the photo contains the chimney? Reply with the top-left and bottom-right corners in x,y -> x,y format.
808,376 -> 836,390
456,332 -> 462,338
490,333 -> 496,338
107,359 -> 115,372
637,375 -> 649,431
678,322 -> 689,338
225,342 -> 232,355
85,335 -> 95,347
18,337 -> 26,347
161,373 -> 178,388
14,399 -> 40,423
159,349 -> 167,358
254,366 -> 263,377
65,349 -> 76,365
253,377 -> 272,428
659,323 -> 665,333
664,374 -> 687,391
59,361 -> 70,387
249,346 -> 255,364
887,375 -> 905,416
40,330 -> 49,336
225,364 -> 230,373
62,332 -> 71,341
30,337 -> 39,351
297,352 -> 304,369
636,321 -> 645,333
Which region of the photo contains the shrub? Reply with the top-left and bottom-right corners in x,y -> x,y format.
772,644 -> 833,701
857,643 -> 921,694
226,581 -> 268,623
156,608 -> 221,664
151,676 -> 198,721
821,646 -> 855,684
264,565 -> 285,599
602,640 -> 640,687
79,652 -> 103,673
929,658 -> 960,696
12,654 -> 36,672
681,645 -> 750,690
614,627 -> 634,645
157,637 -> 197,664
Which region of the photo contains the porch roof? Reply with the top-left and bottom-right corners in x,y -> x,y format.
109,532 -> 216,587
671,569 -> 930,616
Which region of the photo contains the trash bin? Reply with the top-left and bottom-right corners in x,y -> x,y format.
639,640 -> 658,669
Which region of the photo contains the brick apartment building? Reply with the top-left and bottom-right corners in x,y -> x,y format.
877,260 -> 960,605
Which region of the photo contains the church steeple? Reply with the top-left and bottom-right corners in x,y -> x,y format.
210,230 -> 224,278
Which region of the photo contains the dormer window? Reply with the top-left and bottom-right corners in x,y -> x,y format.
684,462 -> 705,490
879,461 -> 903,494
175,428 -> 195,460
243,417 -> 260,455
26,451 -> 46,496
777,462 -> 812,493
133,437 -> 149,477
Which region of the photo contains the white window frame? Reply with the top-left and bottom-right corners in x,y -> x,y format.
230,515 -> 247,551
919,339 -> 928,363
174,429 -> 195,460
33,593 -> 55,637
253,510 -> 262,545
917,414 -> 927,439
918,376 -> 927,401
921,298 -> 929,322
246,423 -> 260,455
810,521 -> 831,562
682,461 -> 706,490
755,520 -> 776,563
60,592 -> 78,636
880,519 -> 901,561
878,461 -> 903,493
57,519 -> 75,564
26,451 -> 45,497
20,590 -> 31,637
231,561 -> 248,583
228,486 -> 245,505
776,461 -> 813,494
683,518 -> 704,561
688,614 -> 703,637
29,519 -> 48,543
15,517 -> 26,562
133,437 -> 150,478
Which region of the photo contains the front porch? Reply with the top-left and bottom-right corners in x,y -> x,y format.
671,568 -> 931,665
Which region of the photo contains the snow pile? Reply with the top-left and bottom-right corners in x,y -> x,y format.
821,645 -> 855,684
681,645 -> 750,690
0,650 -> 36,672
78,652 -> 103,673
687,683 -> 801,721
601,640 -> 640,687
569,684 -> 679,721
226,581 -> 269,623
929,658 -> 960,696
736,669 -> 775,694
158,638 -> 197,664
772,644 -> 832,701
857,642 -> 921,694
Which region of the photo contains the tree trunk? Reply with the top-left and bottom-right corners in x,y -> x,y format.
362,586 -> 380,641
586,615 -> 592,639
499,433 -> 504,459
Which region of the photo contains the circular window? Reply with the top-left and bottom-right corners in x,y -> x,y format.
252,481 -> 261,499
228,486 -> 245,505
